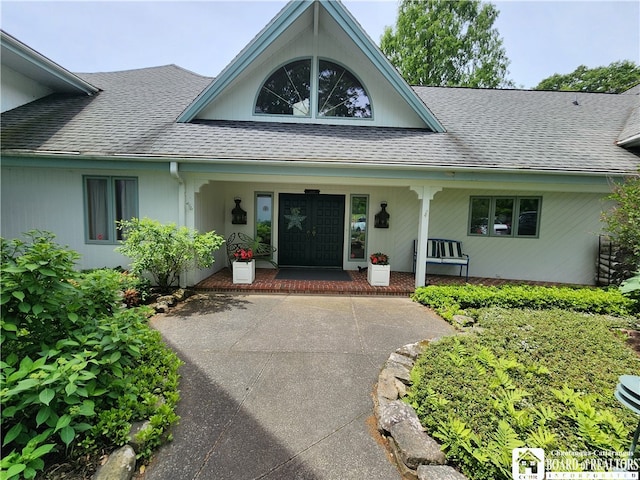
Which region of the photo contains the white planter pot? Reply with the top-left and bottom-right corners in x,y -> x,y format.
233,260 -> 255,284
367,261 -> 390,286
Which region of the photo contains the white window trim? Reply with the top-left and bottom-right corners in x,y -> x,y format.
83,176 -> 138,245
468,196 -> 542,238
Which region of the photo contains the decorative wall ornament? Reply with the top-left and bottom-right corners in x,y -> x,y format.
285,207 -> 306,230
374,202 -> 390,228
231,197 -> 247,225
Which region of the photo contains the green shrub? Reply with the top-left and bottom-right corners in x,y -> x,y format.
81,268 -> 152,308
116,218 -> 224,292
412,284 -> 634,320
77,268 -> 127,316
119,270 -> 152,307
1,232 -> 181,479
407,308 -> 639,480
602,174 -> 640,283
1,231 -> 82,353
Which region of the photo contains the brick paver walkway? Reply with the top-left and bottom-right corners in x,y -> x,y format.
195,268 -> 565,295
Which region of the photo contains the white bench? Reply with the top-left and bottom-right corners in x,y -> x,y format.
413,238 -> 470,281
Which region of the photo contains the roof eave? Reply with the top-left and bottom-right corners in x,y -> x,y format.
617,133 -> 640,148
2,150 -> 632,179
1,30 -> 100,95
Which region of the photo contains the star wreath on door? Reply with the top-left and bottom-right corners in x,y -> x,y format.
285,207 -> 306,231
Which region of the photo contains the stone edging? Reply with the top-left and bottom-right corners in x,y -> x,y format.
92,418 -> 150,480
151,288 -> 192,313
373,339 -> 469,480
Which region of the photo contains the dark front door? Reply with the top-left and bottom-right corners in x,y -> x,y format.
278,194 -> 345,267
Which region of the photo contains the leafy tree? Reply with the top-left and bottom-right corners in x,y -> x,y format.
380,0 -> 513,88
534,60 -> 640,93
116,218 -> 224,292
602,173 -> 640,284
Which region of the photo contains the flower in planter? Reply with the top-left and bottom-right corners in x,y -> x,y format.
234,248 -> 254,262
369,252 -> 389,265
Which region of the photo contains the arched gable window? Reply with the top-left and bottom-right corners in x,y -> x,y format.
318,60 -> 371,118
255,59 -> 312,116
255,59 -> 371,118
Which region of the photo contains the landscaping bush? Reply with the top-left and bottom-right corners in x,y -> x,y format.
81,267 -> 152,308
116,218 -> 224,292
602,174 -> 640,284
1,232 -> 181,479
412,284 -> 635,320
407,308 -> 639,480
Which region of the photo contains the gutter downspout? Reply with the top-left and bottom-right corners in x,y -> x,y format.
170,161 -> 188,288
169,160 -> 183,183
170,161 -> 185,226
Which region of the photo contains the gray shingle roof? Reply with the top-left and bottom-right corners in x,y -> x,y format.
2,64 -> 638,175
416,86 -> 639,173
617,83 -> 640,146
2,65 -> 211,154
622,83 -> 640,95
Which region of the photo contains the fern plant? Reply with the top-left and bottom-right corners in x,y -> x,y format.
406,307 -> 637,480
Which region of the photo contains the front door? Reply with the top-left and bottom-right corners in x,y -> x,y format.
278,194 -> 345,267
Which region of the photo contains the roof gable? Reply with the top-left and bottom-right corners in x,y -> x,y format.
177,0 -> 444,132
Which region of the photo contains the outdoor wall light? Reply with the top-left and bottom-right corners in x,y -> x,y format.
374,201 -> 390,228
231,197 -> 247,225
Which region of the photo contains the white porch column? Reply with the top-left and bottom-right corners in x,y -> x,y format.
410,186 -> 442,288
182,178 -> 208,287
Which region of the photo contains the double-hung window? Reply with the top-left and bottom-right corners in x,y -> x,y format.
84,176 -> 138,243
468,196 -> 541,237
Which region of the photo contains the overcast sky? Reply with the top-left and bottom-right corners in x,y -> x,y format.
1,0 -> 639,89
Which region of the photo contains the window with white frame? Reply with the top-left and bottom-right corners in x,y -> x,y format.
84,176 -> 138,243
468,196 -> 541,237
317,60 -> 371,117
349,195 -> 368,260
255,59 -> 371,118
255,192 -> 273,249
255,59 -> 312,116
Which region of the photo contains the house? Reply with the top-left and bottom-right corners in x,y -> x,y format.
2,0 -> 639,288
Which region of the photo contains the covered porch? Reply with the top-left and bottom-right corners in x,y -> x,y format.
186,176 -> 607,288
187,177 -> 444,289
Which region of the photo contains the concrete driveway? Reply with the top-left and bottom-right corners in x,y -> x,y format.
144,293 -> 454,480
